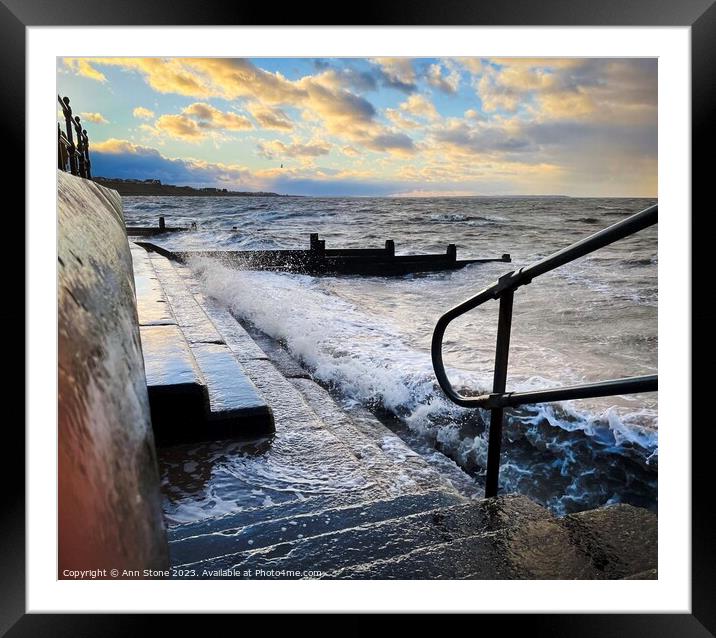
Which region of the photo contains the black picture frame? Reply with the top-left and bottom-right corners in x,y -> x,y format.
8,0 -> 709,631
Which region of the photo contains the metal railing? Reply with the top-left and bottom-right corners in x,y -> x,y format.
58,95 -> 91,179
431,204 -> 658,498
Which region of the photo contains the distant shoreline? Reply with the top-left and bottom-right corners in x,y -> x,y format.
92,177 -> 285,197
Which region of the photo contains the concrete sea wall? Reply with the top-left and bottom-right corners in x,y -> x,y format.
57,170 -> 168,576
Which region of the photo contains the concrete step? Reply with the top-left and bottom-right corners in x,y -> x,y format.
132,246 -> 274,444
559,503 -> 657,579
290,377 -> 463,498
176,494 -> 553,576
329,503 -> 658,580
140,324 -> 209,443
169,490 -> 465,567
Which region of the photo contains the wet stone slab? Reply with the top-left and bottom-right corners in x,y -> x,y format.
194,294 -> 269,362
148,255 -> 225,345
560,503 -> 657,579
179,494 -> 553,575
191,343 -> 267,414
131,245 -> 174,326
248,332 -> 312,378
140,324 -> 202,388
290,378 -> 458,498
169,490 -> 464,566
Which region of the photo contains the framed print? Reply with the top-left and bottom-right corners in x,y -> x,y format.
10,0 -> 711,631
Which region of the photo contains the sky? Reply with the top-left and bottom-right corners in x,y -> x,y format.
57,57 -> 657,197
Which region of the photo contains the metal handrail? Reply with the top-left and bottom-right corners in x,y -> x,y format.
431,204 -> 658,497
58,95 -> 92,179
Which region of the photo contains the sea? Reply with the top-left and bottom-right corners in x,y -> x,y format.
124,195 -> 658,516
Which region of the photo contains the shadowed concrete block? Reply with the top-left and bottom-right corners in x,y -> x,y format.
191,342 -> 274,438
140,324 -> 208,446
58,171 -> 168,576
560,503 -> 657,579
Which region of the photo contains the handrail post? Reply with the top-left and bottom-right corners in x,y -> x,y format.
57,123 -> 65,170
485,290 -> 514,498
83,129 -> 91,179
59,96 -> 78,176
73,116 -> 86,178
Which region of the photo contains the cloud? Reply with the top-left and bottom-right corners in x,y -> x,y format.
426,63 -> 461,94
73,57 -> 657,196
152,102 -> 253,141
372,58 -> 417,92
93,138 -> 150,154
64,57 -> 419,156
64,58 -> 107,82
89,137 -> 398,195
476,58 -> 657,124
363,132 -> 415,154
432,119 -> 536,155
385,94 -> 438,129
182,102 -> 253,130
257,139 -> 331,159
401,94 -> 439,120
457,58 -> 483,75
91,138 -> 254,186
133,106 -> 155,120
247,103 -> 293,130
79,112 -> 108,124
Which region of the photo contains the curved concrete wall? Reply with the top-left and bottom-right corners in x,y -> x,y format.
58,171 -> 168,576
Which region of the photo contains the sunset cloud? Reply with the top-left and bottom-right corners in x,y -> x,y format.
247,103 -> 294,130
151,102 -> 253,141
257,139 -> 331,159
132,106 -> 155,120
79,112 -> 108,124
62,56 -> 657,196
427,63 -> 461,94
372,58 -> 417,92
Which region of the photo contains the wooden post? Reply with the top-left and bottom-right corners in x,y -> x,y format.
447,244 -> 457,262
385,239 -> 395,257
310,233 -> 320,251
159,216 -> 166,230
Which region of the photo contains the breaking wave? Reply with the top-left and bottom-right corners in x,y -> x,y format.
192,257 -> 658,516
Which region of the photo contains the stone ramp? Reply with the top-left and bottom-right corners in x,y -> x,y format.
167,487 -> 657,579
131,245 -> 274,445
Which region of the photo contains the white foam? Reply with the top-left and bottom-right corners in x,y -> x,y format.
192,257 -> 657,465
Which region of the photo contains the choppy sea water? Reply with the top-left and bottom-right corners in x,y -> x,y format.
125,195 -> 657,516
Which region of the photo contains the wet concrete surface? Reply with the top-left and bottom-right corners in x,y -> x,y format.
149,250 -> 658,579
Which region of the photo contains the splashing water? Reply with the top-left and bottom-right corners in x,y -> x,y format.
128,195 -> 657,515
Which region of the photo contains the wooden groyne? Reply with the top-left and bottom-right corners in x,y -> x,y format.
135,233 -> 510,277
